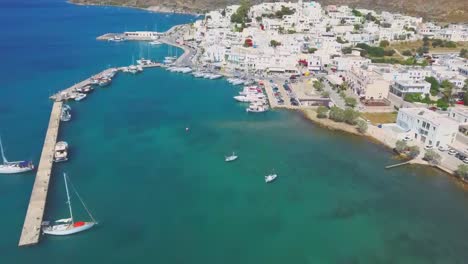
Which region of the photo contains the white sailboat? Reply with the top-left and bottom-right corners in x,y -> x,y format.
42,173 -> 97,236
225,152 -> 238,162
0,136 -> 34,174
265,170 -> 278,183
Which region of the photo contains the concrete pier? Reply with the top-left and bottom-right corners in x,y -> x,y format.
19,101 -> 63,247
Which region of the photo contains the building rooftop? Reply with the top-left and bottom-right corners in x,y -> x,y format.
400,108 -> 459,127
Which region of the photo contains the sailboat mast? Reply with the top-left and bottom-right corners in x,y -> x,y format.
64,173 -> 74,223
0,136 -> 8,163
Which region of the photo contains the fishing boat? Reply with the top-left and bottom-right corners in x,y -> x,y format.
0,137 -> 34,174
74,93 -> 87,101
60,104 -> 71,122
265,172 -> 277,183
225,152 -> 238,162
42,173 -> 97,236
54,141 -> 68,162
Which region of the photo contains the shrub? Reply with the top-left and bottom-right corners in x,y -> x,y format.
379,40 -> 390,47
395,140 -> 408,153
424,149 -> 441,164
402,50 -> 413,56
456,165 -> 468,181
356,120 -> 368,133
316,106 -> 329,118
329,107 -> 345,122
345,97 -> 357,108
343,108 -> 360,125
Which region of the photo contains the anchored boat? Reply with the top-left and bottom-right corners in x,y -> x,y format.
42,173 -> 97,236
225,152 -> 238,162
60,104 -> 71,122
0,136 -> 34,174
265,172 -> 277,183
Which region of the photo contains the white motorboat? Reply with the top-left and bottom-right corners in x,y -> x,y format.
234,94 -> 265,103
225,152 -> 238,162
265,173 -> 277,183
149,40 -> 162,45
108,35 -> 125,42
54,141 -> 69,162
42,173 -> 97,236
128,65 -> 139,74
232,79 -> 245,85
74,93 -> 87,101
98,78 -> 111,87
246,105 -> 268,113
136,58 -> 153,66
60,104 -> 71,122
208,74 -> 223,80
0,136 -> 34,174
192,72 -> 205,78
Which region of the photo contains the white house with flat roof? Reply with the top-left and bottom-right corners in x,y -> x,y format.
390,79 -> 430,97
397,108 -> 458,147
448,107 -> 468,124
346,66 -> 390,100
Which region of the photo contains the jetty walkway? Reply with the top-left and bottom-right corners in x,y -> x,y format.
19,101 -> 62,246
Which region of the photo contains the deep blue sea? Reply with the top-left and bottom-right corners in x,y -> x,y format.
2,1 -> 468,263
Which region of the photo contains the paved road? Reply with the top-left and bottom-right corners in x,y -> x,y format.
322,80 -> 346,108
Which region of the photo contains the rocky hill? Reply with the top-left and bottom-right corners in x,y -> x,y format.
70,0 -> 468,22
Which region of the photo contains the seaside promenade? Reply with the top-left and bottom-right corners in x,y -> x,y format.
19,101 -> 62,246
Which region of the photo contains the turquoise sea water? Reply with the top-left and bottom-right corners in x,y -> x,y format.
2,1 -> 468,263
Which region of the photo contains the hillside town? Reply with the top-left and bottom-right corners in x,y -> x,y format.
125,0 -> 468,181
175,1 -> 468,178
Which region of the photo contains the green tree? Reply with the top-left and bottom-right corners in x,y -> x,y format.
395,140 -> 407,153
329,107 -> 345,122
425,76 -> 440,96
321,91 -> 330,98
270,40 -> 281,47
345,97 -> 357,108
460,49 -> 468,59
307,47 -> 317,53
379,40 -> 390,48
351,9 -> 363,17
456,164 -> 468,181
356,119 -> 368,133
343,108 -> 360,125
313,80 -> 324,92
441,80 -> 453,103
463,78 -> 468,92
402,50 -> 412,56
316,106 -> 329,118
424,149 -> 441,164
231,0 -> 251,24
339,82 -> 349,91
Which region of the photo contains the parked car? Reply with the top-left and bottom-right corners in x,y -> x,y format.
424,145 -> 433,150
463,158 -> 468,164
438,145 -> 447,152
402,136 -> 412,142
448,149 -> 457,155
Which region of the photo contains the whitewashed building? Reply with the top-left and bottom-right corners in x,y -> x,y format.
397,108 -> 458,147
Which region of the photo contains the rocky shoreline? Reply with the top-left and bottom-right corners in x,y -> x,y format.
68,1 -> 201,16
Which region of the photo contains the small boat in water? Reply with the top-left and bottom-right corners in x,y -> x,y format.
98,78 -> 111,87
42,173 -> 97,236
225,152 -> 238,162
265,172 -> 277,183
149,40 -> 162,45
54,141 -> 69,162
0,136 -> 34,174
74,93 -> 87,101
60,104 -> 71,122
246,105 -> 268,113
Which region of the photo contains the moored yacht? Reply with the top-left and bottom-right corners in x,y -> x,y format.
60,104 -> 71,122
74,93 -> 87,101
54,141 -> 69,162
98,78 -> 111,87
246,105 -> 268,113
0,136 -> 34,174
42,173 -> 97,236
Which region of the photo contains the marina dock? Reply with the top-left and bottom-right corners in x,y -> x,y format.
18,101 -> 63,247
